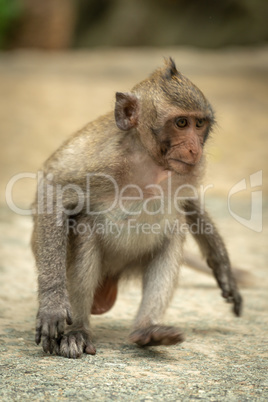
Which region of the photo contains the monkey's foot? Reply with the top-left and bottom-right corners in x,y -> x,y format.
129,325 -> 184,347
55,330 -> 96,359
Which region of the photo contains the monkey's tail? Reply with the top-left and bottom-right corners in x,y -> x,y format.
183,251 -> 254,287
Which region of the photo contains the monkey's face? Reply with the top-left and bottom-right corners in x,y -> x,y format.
115,58 -> 214,175
115,91 -> 212,175
156,111 -> 211,174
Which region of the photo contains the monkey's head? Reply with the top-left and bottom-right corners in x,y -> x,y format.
115,58 -> 215,174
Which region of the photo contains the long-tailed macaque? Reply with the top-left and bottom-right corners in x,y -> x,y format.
32,58 -> 242,358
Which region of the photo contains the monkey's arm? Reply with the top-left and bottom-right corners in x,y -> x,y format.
184,200 -> 242,316
32,182 -> 73,354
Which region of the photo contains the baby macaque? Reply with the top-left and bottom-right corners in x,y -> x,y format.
32,58 -> 242,358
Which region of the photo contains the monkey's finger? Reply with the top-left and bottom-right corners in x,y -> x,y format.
48,321 -> 57,339
67,334 -> 82,359
54,338 -> 60,356
40,322 -> 51,353
222,288 -> 242,317
129,330 -> 151,345
233,293 -> 243,317
66,309 -> 73,326
221,275 -> 243,317
49,338 -> 55,354
212,271 -> 230,296
218,274 -> 236,300
42,336 -> 52,354
35,326 -> 42,345
221,289 -> 232,300
35,316 -> 43,344
57,320 -> 65,340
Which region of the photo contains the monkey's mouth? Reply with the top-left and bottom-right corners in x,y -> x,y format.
168,158 -> 196,167
167,158 -> 197,174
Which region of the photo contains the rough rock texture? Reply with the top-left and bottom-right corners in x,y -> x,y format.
0,48 -> 267,400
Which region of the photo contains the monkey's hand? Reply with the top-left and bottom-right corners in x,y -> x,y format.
35,296 -> 73,354
207,257 -> 243,317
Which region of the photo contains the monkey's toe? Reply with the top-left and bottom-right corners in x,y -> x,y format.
57,330 -> 96,358
221,286 -> 243,317
233,292 -> 243,317
129,325 -> 184,347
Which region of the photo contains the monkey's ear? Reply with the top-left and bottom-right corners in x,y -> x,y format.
165,57 -> 179,79
115,92 -> 139,131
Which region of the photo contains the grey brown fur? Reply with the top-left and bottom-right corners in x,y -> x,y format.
32,58 -> 242,358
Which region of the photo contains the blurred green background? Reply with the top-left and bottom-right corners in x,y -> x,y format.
1,0 -> 268,50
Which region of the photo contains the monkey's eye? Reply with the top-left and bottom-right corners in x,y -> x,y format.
196,118 -> 206,128
175,118 -> 187,128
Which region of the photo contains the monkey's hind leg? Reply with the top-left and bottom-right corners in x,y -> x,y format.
56,229 -> 101,358
129,236 -> 184,347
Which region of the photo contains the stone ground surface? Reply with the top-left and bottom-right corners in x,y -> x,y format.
0,47 -> 267,401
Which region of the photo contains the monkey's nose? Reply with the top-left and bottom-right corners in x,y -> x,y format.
184,141 -> 202,164
188,148 -> 199,163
